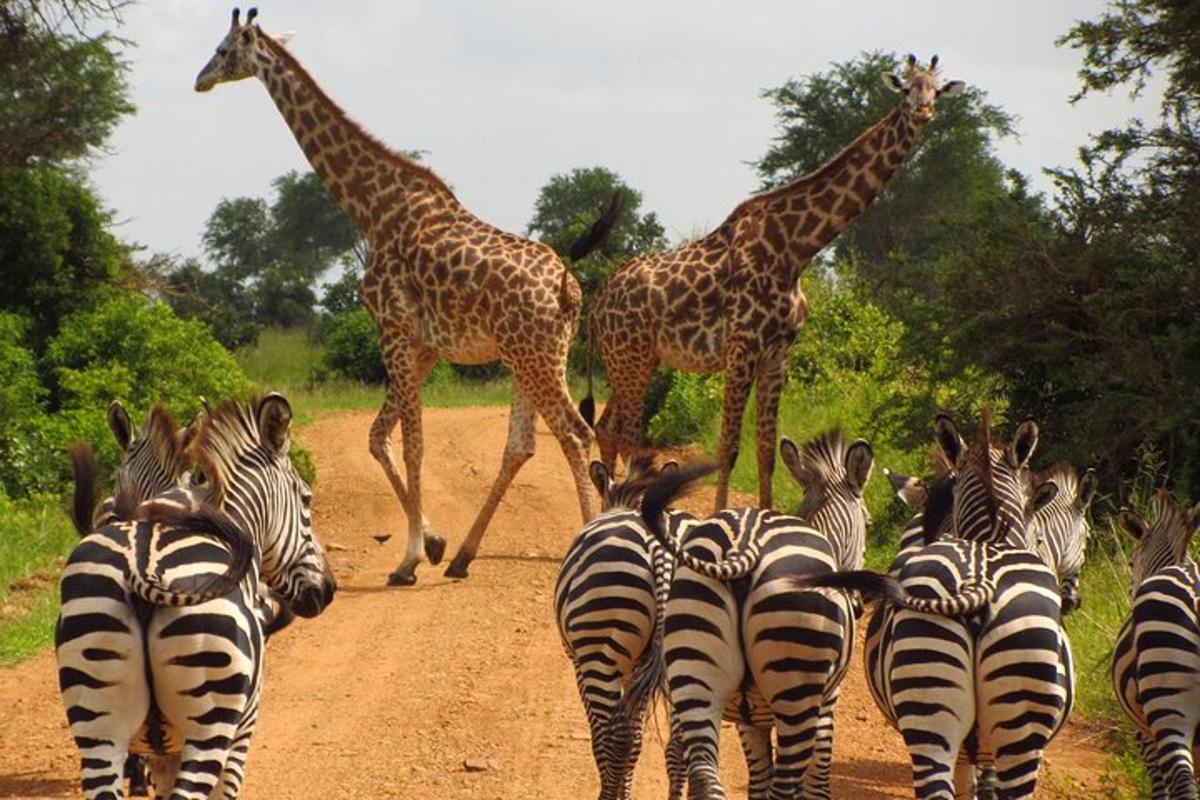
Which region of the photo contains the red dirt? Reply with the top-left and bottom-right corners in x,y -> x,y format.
0,407 -> 1118,798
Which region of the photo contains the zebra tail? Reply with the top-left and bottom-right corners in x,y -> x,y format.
67,442 -> 98,537
129,503 -> 255,607
789,570 -> 993,617
639,461 -> 761,581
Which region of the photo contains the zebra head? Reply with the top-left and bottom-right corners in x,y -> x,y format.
1029,465 -> 1098,591
192,393 -> 336,618
1120,490 -> 1200,589
589,458 -> 679,513
107,401 -> 193,513
932,413 -> 1058,546
780,430 -> 874,570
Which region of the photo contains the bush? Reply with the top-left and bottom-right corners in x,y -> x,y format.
645,371 -> 724,446
320,308 -> 386,384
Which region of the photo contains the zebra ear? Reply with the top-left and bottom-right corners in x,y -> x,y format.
933,414 -> 963,467
780,437 -> 812,488
256,393 -> 293,455
659,460 -> 680,476
1077,469 -> 1099,510
1118,508 -> 1148,541
146,406 -> 181,468
1011,418 -> 1039,470
107,401 -> 134,452
588,461 -> 610,499
886,468 -> 927,510
1030,480 -> 1059,515
845,440 -> 874,496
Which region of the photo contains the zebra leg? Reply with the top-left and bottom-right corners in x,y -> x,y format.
801,689 -> 839,800
752,358 -> 786,510
445,385 -> 537,578
666,717 -> 687,800
210,708 -> 259,800
147,755 -> 180,799
973,763 -> 996,800
951,753 -> 978,800
736,724 -> 774,800
1136,731 -> 1168,800
163,740 -> 234,800
572,663 -> 623,800
1152,735 -> 1197,800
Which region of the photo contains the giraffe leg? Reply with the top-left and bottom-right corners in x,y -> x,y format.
371,341 -> 440,586
594,394 -> 620,473
753,358 -> 786,510
714,354 -> 756,511
597,340 -> 657,475
444,386 -> 538,578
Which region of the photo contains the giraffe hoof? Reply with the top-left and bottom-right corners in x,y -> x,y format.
424,535 -> 446,566
443,554 -> 471,580
386,568 -> 418,587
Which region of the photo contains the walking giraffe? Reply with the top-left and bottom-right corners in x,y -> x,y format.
582,55 -> 963,509
195,8 -> 615,584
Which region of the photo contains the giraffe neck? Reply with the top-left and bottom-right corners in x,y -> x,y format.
748,106 -> 921,263
253,36 -> 457,235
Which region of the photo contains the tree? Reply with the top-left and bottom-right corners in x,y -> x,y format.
160,257 -> 260,349
755,52 -> 1017,295
527,166 -> 667,296
269,170 -> 363,279
0,1 -> 133,167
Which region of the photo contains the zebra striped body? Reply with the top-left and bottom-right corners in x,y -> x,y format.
555,460 -> 692,800
1028,465 -> 1097,614
798,415 -> 1071,800
1112,491 -> 1200,800
56,394 -> 335,800
642,432 -> 873,800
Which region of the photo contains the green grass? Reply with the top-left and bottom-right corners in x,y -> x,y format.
0,493 -> 75,663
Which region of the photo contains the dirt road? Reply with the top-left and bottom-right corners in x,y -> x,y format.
0,407 -> 1114,798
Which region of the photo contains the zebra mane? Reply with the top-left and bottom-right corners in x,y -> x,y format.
600,456 -> 662,512
794,429 -> 849,488
189,395 -> 272,507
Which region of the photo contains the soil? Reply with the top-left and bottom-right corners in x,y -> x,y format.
0,407 -> 1119,798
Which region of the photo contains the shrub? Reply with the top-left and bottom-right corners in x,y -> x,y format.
645,371 -> 724,446
321,308 -> 386,384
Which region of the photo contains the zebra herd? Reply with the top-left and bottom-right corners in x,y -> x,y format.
555,413 -> 1200,800
49,399 -> 1199,798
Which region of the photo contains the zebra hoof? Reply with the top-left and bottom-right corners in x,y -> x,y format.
424,535 -> 446,566
386,568 -> 418,587
444,554 -> 471,580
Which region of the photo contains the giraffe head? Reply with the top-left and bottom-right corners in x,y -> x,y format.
194,7 -> 293,93
882,54 -> 964,125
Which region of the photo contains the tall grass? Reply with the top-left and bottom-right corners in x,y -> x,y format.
0,493 -> 76,663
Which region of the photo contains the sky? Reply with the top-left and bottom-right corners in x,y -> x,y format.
89,0 -> 1161,262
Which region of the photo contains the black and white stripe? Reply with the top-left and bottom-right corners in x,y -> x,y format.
555,459 -> 692,800
637,431 -> 873,800
1112,491 -> 1200,800
56,393 -> 336,800
795,415 -> 1070,800
1028,465 -> 1097,614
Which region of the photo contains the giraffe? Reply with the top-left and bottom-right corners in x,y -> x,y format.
582,54 -> 963,511
196,8 -> 612,585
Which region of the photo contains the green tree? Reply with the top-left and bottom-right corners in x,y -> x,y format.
161,257 -> 260,349
527,166 -> 667,296
269,170 -> 363,280
0,1 -> 133,167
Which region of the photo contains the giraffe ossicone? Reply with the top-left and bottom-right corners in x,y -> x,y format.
197,9 -> 618,585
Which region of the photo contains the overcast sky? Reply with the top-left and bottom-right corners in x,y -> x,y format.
90,1 -> 1160,263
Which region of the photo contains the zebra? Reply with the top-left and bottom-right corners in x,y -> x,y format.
1028,464 -> 1097,614
1111,490 -> 1200,800
555,457 -> 693,800
56,393 -> 336,800
634,430 -> 874,800
792,414 -> 1069,800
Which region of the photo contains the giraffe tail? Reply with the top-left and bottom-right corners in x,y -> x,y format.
578,315 -> 596,428
566,190 -> 623,260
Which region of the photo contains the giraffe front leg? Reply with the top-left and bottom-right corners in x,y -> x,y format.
373,337 -> 440,586
714,353 -> 755,510
754,358 -> 786,510
444,387 -> 537,579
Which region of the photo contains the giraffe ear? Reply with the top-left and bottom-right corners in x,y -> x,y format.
938,80 -> 965,97
882,72 -> 906,93
270,30 -> 297,46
